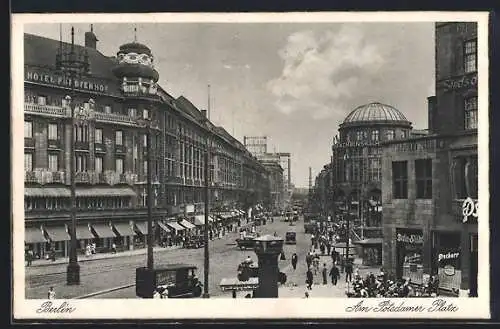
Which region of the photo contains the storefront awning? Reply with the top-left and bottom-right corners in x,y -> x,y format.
75,225 -> 95,240
179,219 -> 196,229
219,277 -> 259,292
193,215 -> 206,226
25,226 -> 48,244
25,187 -> 137,198
44,226 -> 69,242
157,222 -> 171,233
134,222 -> 148,235
166,222 -> 185,231
112,222 -> 135,236
354,238 -> 383,245
91,223 -> 116,238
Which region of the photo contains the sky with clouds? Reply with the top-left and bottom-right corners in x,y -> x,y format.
24,22 -> 435,188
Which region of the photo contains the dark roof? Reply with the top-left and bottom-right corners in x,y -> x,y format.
24,33 -> 118,81
117,42 -> 152,56
342,102 -> 411,126
174,96 -> 205,121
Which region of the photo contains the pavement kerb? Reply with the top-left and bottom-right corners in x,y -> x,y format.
75,283 -> 136,299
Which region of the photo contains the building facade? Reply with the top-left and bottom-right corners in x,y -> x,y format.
381,22 -> 478,296
24,28 -> 269,259
260,160 -> 284,210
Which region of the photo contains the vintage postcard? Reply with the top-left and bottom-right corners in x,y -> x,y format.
12,12 -> 490,320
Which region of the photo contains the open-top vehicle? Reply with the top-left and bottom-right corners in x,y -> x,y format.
236,236 -> 256,250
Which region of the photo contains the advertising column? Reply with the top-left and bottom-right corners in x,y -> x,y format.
396,229 -> 424,284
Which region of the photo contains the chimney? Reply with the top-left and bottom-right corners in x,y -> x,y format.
85,24 -> 98,49
427,96 -> 437,133
201,109 -> 207,118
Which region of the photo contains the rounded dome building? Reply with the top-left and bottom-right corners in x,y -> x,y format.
329,102 -> 413,264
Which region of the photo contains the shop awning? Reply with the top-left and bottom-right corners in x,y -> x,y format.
157,222 -> 171,233
179,219 -> 196,229
134,222 -> 148,235
219,277 -> 259,292
25,187 -> 70,197
44,226 -> 69,242
76,187 -> 136,197
75,225 -> 95,240
91,223 -> 116,238
166,222 -> 185,231
24,187 -> 137,198
25,226 -> 48,243
112,222 -> 135,236
354,238 -> 383,245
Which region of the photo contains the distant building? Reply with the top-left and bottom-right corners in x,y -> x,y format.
260,160 -> 284,210
381,22 -> 478,296
243,136 -> 268,157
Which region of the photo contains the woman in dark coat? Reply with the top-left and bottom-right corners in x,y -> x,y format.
306,268 -> 314,290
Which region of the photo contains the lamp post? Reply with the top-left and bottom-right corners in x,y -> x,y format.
137,110 -> 154,273
203,130 -> 210,298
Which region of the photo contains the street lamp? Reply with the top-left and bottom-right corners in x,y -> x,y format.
137,110 -> 154,273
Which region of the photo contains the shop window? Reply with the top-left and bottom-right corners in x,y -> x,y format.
392,161 -> 408,199
464,39 -> 477,73
48,154 -> 59,172
24,121 -> 33,138
48,123 -> 58,140
115,130 -> 123,145
95,128 -> 103,144
415,159 -> 432,199
24,152 -> 33,171
465,96 -> 478,130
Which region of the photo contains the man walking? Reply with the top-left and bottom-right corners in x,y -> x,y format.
291,253 -> 298,270
329,263 -> 340,286
306,268 -> 314,290
322,263 -> 328,285
345,260 -> 353,283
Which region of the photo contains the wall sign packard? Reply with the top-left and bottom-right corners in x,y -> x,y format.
396,233 -> 424,244
462,197 -> 478,223
25,70 -> 109,93
438,73 -> 478,93
438,248 -> 461,292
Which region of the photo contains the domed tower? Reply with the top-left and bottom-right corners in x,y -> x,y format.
112,32 -> 162,207
112,40 -> 160,96
331,102 -> 413,232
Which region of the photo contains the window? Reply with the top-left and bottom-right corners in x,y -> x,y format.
24,153 -> 33,171
48,123 -> 58,140
356,131 -> 363,141
143,160 -> 148,175
392,161 -> 408,199
95,128 -> 103,144
386,130 -> 395,141
95,156 -> 103,173
128,108 -> 137,117
75,154 -> 88,172
401,130 -> 408,139
415,159 -> 432,199
371,130 -> 379,142
61,97 -> 69,108
464,39 -> 477,73
48,154 -> 59,171
143,134 -> 148,148
24,121 -> 33,138
37,96 -> 47,105
452,156 -> 478,199
465,97 -> 478,130
116,158 -> 124,174
115,131 -> 123,145
143,109 -> 150,120
104,105 -> 112,114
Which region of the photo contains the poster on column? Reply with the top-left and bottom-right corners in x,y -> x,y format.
437,248 -> 462,293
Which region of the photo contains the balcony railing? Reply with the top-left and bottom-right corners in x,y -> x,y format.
25,171 -> 37,183
94,143 -> 106,153
75,171 -> 90,183
24,103 -> 69,117
94,111 -> 137,126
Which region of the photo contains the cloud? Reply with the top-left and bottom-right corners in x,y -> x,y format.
267,24 -> 392,119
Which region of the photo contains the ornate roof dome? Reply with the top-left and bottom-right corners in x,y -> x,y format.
117,42 -> 152,57
112,40 -> 159,82
342,102 -> 411,126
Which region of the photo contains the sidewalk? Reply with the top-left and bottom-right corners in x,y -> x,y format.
27,245 -> 183,268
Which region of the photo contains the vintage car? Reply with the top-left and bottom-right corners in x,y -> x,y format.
136,264 -> 202,298
237,261 -> 287,284
285,231 -> 297,245
185,236 -> 204,249
236,236 -> 256,250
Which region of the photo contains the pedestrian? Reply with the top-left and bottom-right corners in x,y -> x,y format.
47,286 -> 56,300
306,252 -> 312,269
345,260 -> 353,283
320,243 -> 325,255
322,263 -> 328,285
291,253 -> 298,270
306,268 -> 314,290
27,249 -> 33,266
326,242 -> 331,257
329,264 -> 340,286
280,250 -> 286,261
